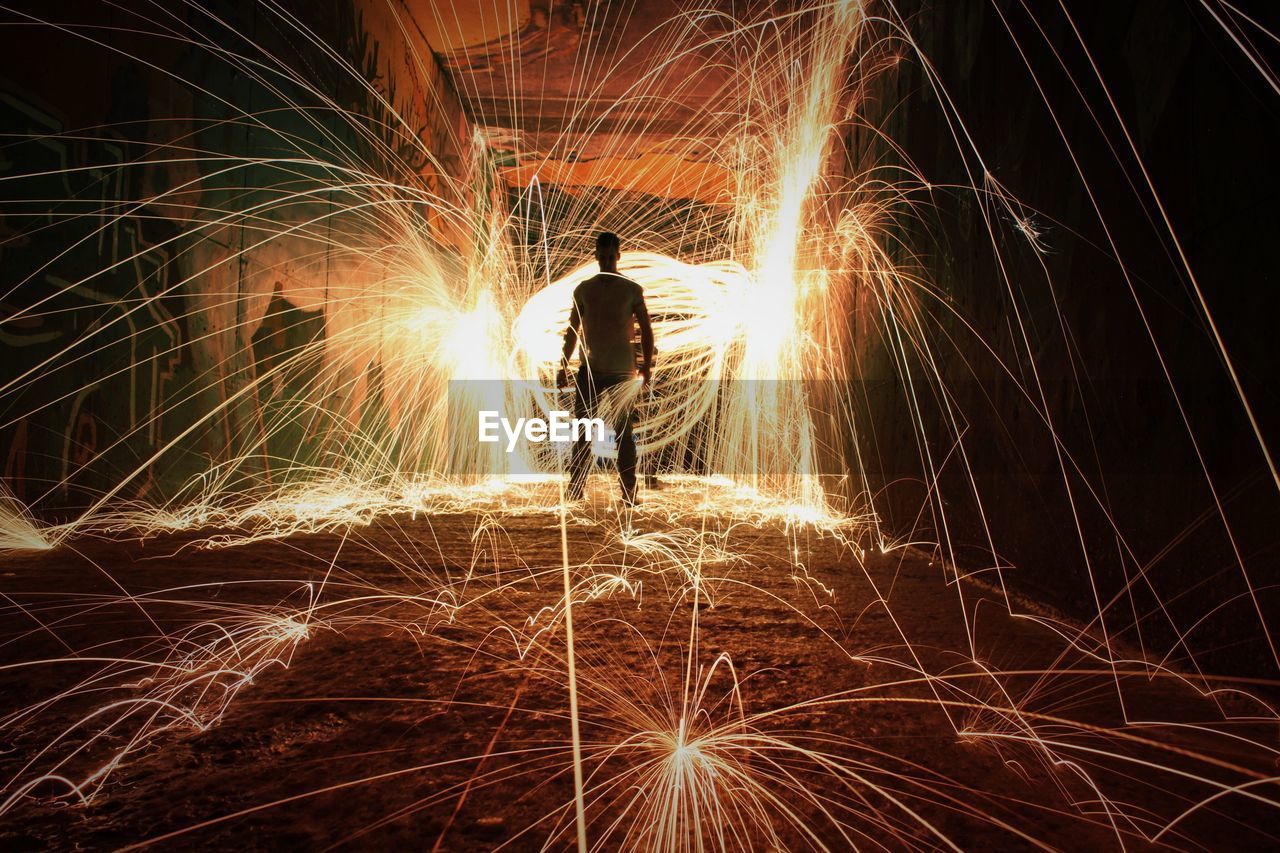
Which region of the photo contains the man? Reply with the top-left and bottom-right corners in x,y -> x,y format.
556,231 -> 654,505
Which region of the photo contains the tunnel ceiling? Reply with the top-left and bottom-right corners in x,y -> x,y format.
397,0 -> 787,203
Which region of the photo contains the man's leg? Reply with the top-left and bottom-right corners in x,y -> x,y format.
615,408 -> 637,505
567,434 -> 592,500
643,446 -> 661,490
566,370 -> 596,500
611,384 -> 637,504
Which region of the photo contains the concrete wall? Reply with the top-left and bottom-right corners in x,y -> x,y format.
0,0 -> 472,511
839,0 -> 1279,678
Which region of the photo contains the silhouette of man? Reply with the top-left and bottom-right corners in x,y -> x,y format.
556,231 -> 654,505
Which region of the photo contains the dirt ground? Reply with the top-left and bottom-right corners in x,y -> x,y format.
0,478 -> 1276,850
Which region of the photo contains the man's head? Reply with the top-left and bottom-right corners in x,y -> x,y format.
595,231 -> 620,270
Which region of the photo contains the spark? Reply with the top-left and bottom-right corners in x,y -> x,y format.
0,0 -> 1275,848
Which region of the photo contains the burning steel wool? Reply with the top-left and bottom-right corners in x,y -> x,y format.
0,0 -> 1277,849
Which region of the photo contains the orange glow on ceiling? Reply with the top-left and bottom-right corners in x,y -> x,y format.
500,153 -> 735,205
403,0 -> 530,53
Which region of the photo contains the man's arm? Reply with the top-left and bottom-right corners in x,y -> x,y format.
556,300 -> 580,388
635,290 -> 654,385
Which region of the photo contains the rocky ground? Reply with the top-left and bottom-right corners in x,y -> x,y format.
0,478 -> 1275,849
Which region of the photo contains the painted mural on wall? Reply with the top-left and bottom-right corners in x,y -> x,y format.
0,0 -> 476,512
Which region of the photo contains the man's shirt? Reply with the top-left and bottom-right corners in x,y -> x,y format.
569,273 -> 648,375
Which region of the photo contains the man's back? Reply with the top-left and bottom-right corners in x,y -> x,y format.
571,273 -> 645,375
561,231 -> 652,505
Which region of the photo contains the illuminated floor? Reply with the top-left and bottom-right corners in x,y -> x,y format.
0,480 -> 1273,849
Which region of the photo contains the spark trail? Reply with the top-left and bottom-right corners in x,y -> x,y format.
0,0 -> 1276,849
